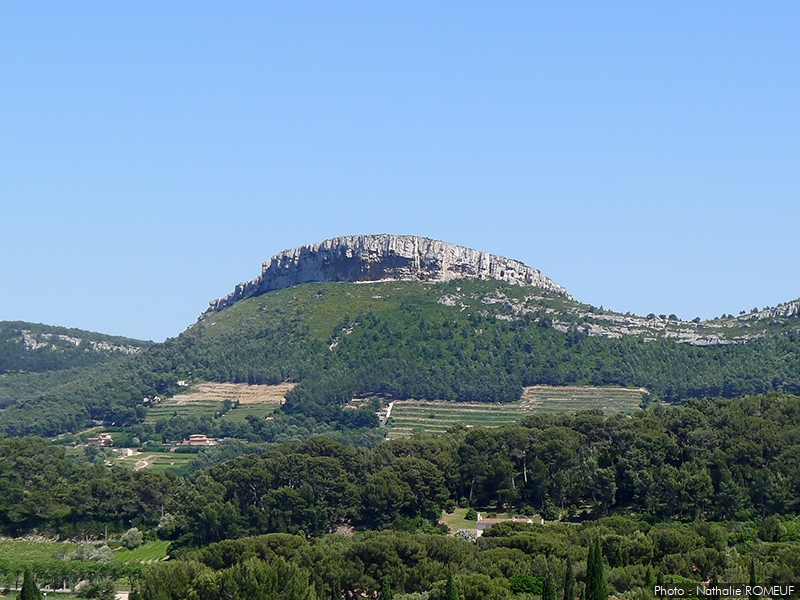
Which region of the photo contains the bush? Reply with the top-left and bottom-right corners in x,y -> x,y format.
758,516 -> 786,542
509,574 -> 542,595
67,543 -> 114,563
541,501 -> 560,521
458,497 -> 469,509
157,513 -> 179,540
121,527 -> 144,549
465,508 -> 478,521
77,578 -> 115,600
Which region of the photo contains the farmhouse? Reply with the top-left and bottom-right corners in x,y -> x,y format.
87,433 -> 113,447
183,434 -> 218,446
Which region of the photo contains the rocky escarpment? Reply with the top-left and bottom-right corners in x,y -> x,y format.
203,234 -> 571,316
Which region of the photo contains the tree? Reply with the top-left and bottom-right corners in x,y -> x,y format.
445,572 -> 459,600
19,569 -> 42,600
749,559 -> 758,600
121,527 -> 144,549
563,556 -> 576,600
380,578 -> 394,600
585,540 -> 607,600
542,572 -> 557,600
645,566 -> 655,590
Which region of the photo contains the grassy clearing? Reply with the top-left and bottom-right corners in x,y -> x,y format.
439,508 -> 477,532
116,452 -> 194,472
114,541 -> 170,564
0,539 -> 77,563
0,539 -> 167,566
145,382 -> 288,423
387,385 -> 644,439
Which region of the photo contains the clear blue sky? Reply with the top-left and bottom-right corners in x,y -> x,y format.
2,3 -> 799,341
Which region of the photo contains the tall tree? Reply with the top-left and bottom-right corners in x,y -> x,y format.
585,540 -> 607,600
445,573 -> 459,600
380,578 -> 394,600
749,559 -> 758,600
19,569 -> 42,600
563,556 -> 576,600
543,572 -> 557,600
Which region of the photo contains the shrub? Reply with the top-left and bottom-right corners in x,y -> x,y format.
509,574 -> 542,594
465,508 -> 478,521
121,527 -> 144,549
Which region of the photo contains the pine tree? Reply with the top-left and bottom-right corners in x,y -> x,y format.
543,572 -> 557,600
19,569 -> 42,600
563,556 -> 576,600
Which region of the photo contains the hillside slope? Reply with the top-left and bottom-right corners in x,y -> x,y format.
1,236 -> 799,437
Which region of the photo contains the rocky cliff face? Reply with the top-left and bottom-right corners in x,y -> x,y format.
203,235 -> 571,316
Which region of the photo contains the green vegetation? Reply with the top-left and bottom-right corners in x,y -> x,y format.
5,280 -> 800,598
0,539 -> 79,563
1,280 -> 800,437
0,437 -> 181,537
388,386 -> 643,438
132,516 -> 800,599
114,541 -> 170,564
0,321 -> 151,375
2,393 -> 800,596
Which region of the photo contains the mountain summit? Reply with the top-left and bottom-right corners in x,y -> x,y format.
203,234 -> 571,316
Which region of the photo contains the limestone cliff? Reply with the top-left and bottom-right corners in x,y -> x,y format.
202,234 -> 571,316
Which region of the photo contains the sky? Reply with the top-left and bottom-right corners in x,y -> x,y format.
2,3 -> 799,341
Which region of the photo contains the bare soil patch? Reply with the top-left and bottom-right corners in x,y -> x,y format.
172,382 -> 295,405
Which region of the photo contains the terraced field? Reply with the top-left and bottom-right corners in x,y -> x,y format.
145,382 -> 293,423
386,385 -> 645,439
521,385 -> 646,414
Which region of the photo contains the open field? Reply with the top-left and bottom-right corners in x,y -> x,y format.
116,452 -> 194,472
520,385 -> 645,414
0,539 -> 167,565
0,538 -> 78,564
439,507 -> 477,532
387,385 -> 644,439
145,382 -> 292,423
113,540 -> 170,564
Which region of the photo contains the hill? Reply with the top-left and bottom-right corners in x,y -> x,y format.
0,322 -> 152,419
1,235 -> 799,437
0,321 -> 150,374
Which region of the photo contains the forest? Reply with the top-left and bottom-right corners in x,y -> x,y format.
2,394 -> 800,597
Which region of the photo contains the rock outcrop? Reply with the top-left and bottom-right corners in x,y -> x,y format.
203,234 -> 571,316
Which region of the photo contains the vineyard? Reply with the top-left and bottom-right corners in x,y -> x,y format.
387,385 -> 645,438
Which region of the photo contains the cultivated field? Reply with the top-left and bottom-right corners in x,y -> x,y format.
0,539 -> 168,566
116,452 -> 195,472
146,382 -> 293,423
520,385 -> 645,414
386,385 -> 644,439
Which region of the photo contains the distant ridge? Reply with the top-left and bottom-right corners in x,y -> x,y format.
202,234 -> 571,317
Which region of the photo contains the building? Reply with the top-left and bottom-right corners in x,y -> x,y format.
183,434 -> 218,446
87,433 -> 114,447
